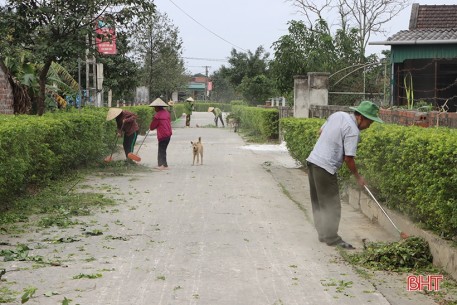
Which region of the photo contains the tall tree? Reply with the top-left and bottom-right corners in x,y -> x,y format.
209,70 -> 238,103
221,46 -> 270,88
219,46 -> 275,105
132,11 -> 186,102
287,0 -> 409,60
0,0 -> 155,115
270,19 -> 339,94
270,17 -> 384,105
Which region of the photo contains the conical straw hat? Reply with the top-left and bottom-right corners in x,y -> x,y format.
208,107 -> 215,112
186,97 -> 194,102
106,108 -> 122,121
149,98 -> 169,107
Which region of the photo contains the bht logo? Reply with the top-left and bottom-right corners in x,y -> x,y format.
407,275 -> 443,291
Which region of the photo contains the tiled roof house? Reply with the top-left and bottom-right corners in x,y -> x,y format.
371,3 -> 457,112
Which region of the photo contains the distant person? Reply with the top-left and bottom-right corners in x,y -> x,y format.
306,100 -> 383,250
208,107 -> 225,127
184,97 -> 194,127
149,98 -> 172,170
106,108 -> 139,162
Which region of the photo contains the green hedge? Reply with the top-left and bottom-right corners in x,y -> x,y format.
280,117 -> 457,237
233,105 -> 279,140
0,106 -> 157,205
358,124 -> 457,236
280,118 -> 324,163
0,111 -> 106,203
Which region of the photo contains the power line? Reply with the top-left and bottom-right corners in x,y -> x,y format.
183,57 -> 228,62
167,0 -> 247,52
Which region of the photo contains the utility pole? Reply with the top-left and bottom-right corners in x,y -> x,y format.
204,65 -> 210,101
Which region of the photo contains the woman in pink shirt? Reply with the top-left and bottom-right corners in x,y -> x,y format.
149,98 -> 172,170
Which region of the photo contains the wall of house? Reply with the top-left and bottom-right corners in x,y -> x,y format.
0,67 -> 14,114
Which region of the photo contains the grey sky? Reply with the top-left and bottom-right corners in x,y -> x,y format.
153,0 -> 447,75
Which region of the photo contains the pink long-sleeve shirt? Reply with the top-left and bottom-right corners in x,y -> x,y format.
149,108 -> 172,141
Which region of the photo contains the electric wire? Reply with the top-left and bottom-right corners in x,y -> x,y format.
167,0 -> 247,52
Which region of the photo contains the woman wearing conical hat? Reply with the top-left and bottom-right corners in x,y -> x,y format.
149,98 -> 172,170
106,108 -> 139,162
184,97 -> 194,127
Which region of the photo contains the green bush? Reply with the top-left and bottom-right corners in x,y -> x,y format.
280,118 -> 324,164
359,124 -> 457,236
0,106 -> 152,205
233,105 -> 279,140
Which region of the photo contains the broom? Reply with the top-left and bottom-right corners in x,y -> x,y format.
127,130 -> 150,162
364,185 -> 409,239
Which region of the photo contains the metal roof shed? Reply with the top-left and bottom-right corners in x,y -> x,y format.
370,3 -> 457,111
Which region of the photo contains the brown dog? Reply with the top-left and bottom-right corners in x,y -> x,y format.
191,137 -> 203,165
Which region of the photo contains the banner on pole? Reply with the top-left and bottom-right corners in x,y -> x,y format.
95,17 -> 117,55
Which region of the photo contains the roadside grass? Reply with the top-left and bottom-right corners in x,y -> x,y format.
0,160 -> 148,304
0,160 -> 152,231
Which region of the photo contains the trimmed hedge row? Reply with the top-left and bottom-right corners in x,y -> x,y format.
280,117 -> 457,237
233,105 -> 279,140
0,111 -> 106,203
0,106 -> 156,204
359,124 -> 457,236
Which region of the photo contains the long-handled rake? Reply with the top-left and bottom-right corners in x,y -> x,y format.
364,185 -> 409,239
127,130 -> 150,162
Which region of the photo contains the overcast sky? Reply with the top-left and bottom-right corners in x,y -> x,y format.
152,0 -> 447,75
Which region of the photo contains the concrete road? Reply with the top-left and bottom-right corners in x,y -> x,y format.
1,112 -> 438,305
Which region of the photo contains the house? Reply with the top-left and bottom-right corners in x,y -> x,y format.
178,73 -> 211,101
370,3 -> 457,112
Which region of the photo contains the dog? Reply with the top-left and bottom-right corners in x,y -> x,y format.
191,137 -> 203,165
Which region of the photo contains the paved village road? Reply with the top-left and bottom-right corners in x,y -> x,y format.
1,112 -> 440,305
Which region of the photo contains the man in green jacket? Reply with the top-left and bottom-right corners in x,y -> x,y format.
184,97 -> 194,127
208,107 -> 225,127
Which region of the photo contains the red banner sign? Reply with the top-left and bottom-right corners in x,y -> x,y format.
95,17 -> 117,55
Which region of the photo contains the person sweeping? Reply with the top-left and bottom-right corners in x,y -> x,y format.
149,98 -> 172,170
184,97 -> 194,127
306,100 -> 383,250
208,107 -> 225,127
106,108 -> 139,163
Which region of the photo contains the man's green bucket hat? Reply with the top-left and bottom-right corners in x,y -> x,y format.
349,101 -> 383,123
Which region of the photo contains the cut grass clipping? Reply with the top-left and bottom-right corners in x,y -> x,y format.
346,236 -> 433,272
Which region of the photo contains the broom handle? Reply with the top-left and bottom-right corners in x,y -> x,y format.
364,185 -> 402,233
135,129 -> 150,154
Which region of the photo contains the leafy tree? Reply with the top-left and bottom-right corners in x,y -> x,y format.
270,19 -> 339,94
221,46 -> 270,88
2,50 -> 79,112
219,46 -> 275,105
286,0 -> 409,60
132,11 -> 187,102
209,70 -> 238,103
238,75 -> 277,105
271,17 -> 388,105
0,0 -> 155,115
